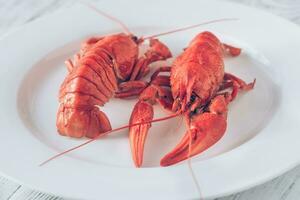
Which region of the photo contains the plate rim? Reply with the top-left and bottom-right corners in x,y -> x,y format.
0,1 -> 299,199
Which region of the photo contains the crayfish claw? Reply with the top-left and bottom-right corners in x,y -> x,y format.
160,95 -> 228,166
129,101 -> 154,167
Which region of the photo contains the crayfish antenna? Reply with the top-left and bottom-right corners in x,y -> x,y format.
39,112 -> 181,166
143,18 -> 238,40
79,1 -> 131,35
187,130 -> 203,199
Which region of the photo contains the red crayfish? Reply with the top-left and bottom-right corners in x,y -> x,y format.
45,6 -> 255,168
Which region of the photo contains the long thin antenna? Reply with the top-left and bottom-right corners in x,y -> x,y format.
143,18 -> 238,39
187,131 -> 203,199
39,112 -> 181,166
80,1 -> 131,35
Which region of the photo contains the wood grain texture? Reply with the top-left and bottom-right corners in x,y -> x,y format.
0,176 -> 20,200
0,0 -> 299,199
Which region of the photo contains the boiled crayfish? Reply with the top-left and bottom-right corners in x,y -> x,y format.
128,32 -> 255,167
52,7 -> 255,168
57,34 -> 172,138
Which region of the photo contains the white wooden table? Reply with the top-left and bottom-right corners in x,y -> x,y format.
0,0 -> 299,199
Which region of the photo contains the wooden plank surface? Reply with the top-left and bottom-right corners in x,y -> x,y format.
0,0 -> 299,199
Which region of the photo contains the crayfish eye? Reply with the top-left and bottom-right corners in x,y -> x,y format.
131,35 -> 138,42
190,94 -> 196,103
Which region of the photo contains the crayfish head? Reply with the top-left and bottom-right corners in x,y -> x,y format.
170,62 -> 199,113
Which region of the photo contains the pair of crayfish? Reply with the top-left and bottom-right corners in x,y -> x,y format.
54,8 -> 255,168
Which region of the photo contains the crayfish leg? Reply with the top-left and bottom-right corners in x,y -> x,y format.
65,59 -> 75,72
114,80 -> 148,99
223,43 -> 241,57
156,87 -> 173,111
130,38 -> 172,81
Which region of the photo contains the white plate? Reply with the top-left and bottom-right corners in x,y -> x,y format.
0,0 -> 300,199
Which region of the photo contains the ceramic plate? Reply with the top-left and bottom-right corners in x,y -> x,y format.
0,0 -> 300,199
